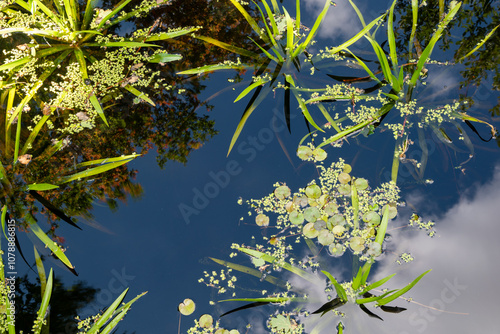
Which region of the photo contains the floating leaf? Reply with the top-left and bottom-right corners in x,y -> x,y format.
303,207 -> 320,223
256,214 -> 270,226
338,184 -> 351,196
318,230 -> 335,245
303,222 -> 319,239
313,147 -> 327,161
349,236 -> 365,252
293,195 -> 308,207
314,220 -> 327,230
328,214 -> 345,227
354,178 -> 368,190
297,145 -> 313,160
199,314 -> 213,328
274,185 -> 291,200
270,314 -> 293,332
382,204 -> 398,219
289,210 -> 304,225
363,211 -> 381,226
338,172 -> 351,184
324,202 -> 338,215
305,184 -> 321,199
331,225 -> 346,237
178,299 -> 195,316
329,243 -> 345,257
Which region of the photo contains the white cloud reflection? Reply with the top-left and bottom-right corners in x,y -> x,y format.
303,0 -> 363,42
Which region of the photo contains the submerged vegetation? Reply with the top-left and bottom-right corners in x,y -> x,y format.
0,0 -> 498,333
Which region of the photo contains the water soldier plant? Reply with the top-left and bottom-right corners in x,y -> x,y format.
299,0 -> 497,182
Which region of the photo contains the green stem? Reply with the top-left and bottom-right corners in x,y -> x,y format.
391,139 -> 400,183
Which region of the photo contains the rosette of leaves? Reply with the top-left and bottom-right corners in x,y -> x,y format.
0,0 -> 198,163
177,0 -> 388,155
300,0 -> 497,183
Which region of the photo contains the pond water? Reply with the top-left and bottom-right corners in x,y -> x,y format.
2,0 -> 500,333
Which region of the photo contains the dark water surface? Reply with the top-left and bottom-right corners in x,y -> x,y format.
11,0 -> 500,333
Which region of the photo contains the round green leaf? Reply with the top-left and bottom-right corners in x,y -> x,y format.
332,225 -> 346,236
303,207 -> 320,223
338,172 -> 351,184
199,314 -> 213,328
305,184 -> 321,199
256,214 -> 270,226
178,298 -> 195,316
329,243 -> 345,257
215,330 -> 229,334
382,204 -> 398,219
328,214 -> 345,227
366,242 -> 382,257
338,184 -> 351,196
349,236 -> 365,252
297,146 -> 313,160
293,195 -> 308,207
312,147 -> 327,161
318,194 -> 328,207
275,185 -> 291,200
362,211 -> 381,226
289,210 -> 304,225
303,222 -> 319,239
354,178 -> 369,190
324,202 -> 338,216
318,230 -> 335,245
343,164 -> 352,173
314,220 -> 326,230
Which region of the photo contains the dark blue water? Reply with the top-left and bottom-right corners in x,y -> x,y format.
11,0 -> 500,333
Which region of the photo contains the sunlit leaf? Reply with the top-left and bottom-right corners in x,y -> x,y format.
148,52 -> 182,63
27,183 -> 59,191
59,155 -> 137,183
123,85 -> 155,106
376,270 -> 432,306
86,288 -> 129,334
26,214 -> 75,270
177,63 -> 250,75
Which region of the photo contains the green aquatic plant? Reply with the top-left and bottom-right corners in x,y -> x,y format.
202,160 -> 433,333
300,0 -> 497,182
0,235 -> 145,333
